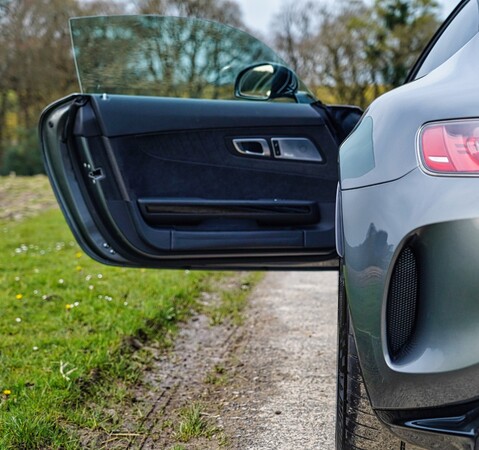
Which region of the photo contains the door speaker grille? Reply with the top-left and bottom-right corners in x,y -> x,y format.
387,246 -> 418,360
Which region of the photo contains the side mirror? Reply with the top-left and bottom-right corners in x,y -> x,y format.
234,63 -> 299,101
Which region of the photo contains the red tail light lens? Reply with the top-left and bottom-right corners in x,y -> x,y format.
420,120 -> 479,174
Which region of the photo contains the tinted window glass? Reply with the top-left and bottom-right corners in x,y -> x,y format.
70,15 -> 310,100
415,0 -> 478,79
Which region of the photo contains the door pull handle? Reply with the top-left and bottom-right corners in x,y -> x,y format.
233,139 -> 271,157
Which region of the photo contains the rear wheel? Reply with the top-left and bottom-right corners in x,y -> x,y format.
336,263 -> 410,450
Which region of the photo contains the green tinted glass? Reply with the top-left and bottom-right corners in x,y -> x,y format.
70,15 -> 299,100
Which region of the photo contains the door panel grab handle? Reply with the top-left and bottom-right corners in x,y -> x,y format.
233,138 -> 271,157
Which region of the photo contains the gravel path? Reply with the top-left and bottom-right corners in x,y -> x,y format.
222,271 -> 338,450
90,271 -> 339,449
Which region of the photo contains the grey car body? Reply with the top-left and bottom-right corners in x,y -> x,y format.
338,1 -> 479,446
342,0 -> 479,403
40,2 -> 479,449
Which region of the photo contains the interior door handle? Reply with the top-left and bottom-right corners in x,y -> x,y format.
233,138 -> 271,157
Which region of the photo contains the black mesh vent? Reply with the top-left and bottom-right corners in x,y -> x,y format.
387,246 -> 418,360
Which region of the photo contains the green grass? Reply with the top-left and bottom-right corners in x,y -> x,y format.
174,403 -> 216,443
0,204 -> 257,448
207,275 -> 262,326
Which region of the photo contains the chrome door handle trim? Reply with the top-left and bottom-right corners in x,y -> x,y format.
233,138 -> 271,157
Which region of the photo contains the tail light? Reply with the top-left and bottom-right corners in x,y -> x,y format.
419,119 -> 479,174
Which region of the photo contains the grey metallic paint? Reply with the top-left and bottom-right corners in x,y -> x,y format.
339,30 -> 479,412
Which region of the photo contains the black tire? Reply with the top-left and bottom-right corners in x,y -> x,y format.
336,262 -> 409,450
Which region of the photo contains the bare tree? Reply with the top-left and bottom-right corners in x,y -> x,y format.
0,0 -> 126,174
270,0 -> 322,83
269,0 -> 440,107
135,0 -> 244,27
315,1 -> 380,107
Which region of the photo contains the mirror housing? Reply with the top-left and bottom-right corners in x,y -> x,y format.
234,63 -> 300,102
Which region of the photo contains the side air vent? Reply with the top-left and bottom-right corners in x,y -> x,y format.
387,246 -> 418,361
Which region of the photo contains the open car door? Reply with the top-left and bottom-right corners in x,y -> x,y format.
39,15 -> 361,269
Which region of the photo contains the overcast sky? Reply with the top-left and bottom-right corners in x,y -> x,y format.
240,0 -> 462,33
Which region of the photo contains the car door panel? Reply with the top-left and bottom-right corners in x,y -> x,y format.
41,93 -> 339,268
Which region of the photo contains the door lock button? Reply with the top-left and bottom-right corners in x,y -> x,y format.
273,140 -> 281,156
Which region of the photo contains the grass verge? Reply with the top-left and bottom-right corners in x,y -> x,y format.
0,203 -> 260,448
174,403 -> 217,442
